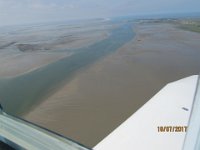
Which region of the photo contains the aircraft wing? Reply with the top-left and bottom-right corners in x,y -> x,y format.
94,75 -> 199,150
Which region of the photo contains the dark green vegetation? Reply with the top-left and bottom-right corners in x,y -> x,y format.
0,24 -> 134,116
178,20 -> 200,33
141,18 -> 200,33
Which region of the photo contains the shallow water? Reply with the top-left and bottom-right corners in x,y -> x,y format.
0,23 -> 134,115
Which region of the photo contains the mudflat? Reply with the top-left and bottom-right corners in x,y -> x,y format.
0,20 -> 110,78
24,21 -> 200,147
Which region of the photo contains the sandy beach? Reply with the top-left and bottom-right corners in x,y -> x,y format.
24,21 -> 200,147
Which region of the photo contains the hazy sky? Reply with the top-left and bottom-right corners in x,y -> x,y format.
0,0 -> 200,26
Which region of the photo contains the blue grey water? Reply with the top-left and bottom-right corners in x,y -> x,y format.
0,23 -> 135,115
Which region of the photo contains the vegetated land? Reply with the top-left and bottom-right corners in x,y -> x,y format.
141,18 -> 200,33
178,19 -> 200,33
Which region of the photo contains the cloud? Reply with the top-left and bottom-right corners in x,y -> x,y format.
0,0 -> 199,26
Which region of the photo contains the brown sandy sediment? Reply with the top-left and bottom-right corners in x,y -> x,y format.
16,31 -> 108,52
0,52 -> 71,78
0,25 -> 109,78
0,20 -> 113,78
24,22 -> 200,147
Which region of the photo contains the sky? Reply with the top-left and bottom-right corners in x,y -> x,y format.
0,0 -> 200,26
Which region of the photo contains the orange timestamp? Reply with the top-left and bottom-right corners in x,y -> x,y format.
157,126 -> 187,132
